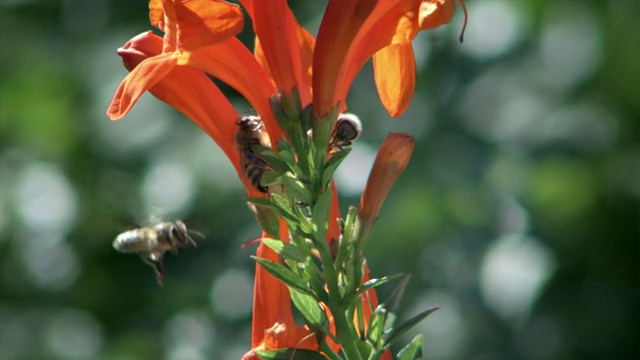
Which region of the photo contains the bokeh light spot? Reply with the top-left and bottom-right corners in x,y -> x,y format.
209,269 -> 253,320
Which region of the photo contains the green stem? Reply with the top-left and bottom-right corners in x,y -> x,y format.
327,298 -> 363,360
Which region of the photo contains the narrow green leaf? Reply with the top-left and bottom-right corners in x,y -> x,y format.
282,174 -> 312,205
322,149 -> 350,187
382,274 -> 411,314
367,307 -> 387,346
245,201 -> 280,237
269,192 -> 298,223
262,238 -> 308,263
355,273 -> 405,297
256,148 -> 289,173
255,348 -> 327,360
260,171 -> 282,187
290,288 -> 326,330
246,197 -> 277,209
383,307 -> 439,347
312,189 -> 333,241
252,256 -> 311,295
396,334 -> 423,360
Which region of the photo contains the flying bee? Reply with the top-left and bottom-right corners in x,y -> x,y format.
329,113 -> 362,153
236,115 -> 272,193
113,220 -> 197,285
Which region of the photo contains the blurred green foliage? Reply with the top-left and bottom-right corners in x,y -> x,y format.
0,1 -> 638,359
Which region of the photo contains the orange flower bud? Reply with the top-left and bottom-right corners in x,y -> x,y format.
359,133 -> 415,241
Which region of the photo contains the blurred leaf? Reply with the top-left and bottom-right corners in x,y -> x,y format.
396,334 -> 423,360
355,273 -> 404,297
384,307 -> 438,347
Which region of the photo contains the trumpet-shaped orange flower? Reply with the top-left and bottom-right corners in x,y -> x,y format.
107,0 -> 462,358
313,0 -> 467,118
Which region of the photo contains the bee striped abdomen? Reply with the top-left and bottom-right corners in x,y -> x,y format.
236,115 -> 271,193
241,148 -> 269,192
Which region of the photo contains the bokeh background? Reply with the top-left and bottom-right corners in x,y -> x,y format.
1,0 -> 638,359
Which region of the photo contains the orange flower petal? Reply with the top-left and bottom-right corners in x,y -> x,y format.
373,41 -> 416,118
359,133 -> 415,240
314,1 -> 424,117
250,228 -> 316,350
107,52 -> 177,120
107,32 -> 241,176
250,1 -> 314,104
252,5 -> 315,106
419,0 -> 455,29
313,0 -> 378,117
174,0 -> 244,52
149,0 -> 164,30
183,38 -> 281,147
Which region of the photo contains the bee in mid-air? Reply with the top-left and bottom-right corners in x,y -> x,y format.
329,113 -> 362,153
113,220 -> 197,285
236,115 -> 272,193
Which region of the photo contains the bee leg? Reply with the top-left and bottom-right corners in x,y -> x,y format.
141,254 -> 165,286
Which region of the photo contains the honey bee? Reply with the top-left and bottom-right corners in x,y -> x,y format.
329,113 -> 362,152
236,115 -> 272,193
113,220 -> 197,285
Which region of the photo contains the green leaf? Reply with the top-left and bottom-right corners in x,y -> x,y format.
381,274 -> 411,314
282,174 -> 313,205
322,149 -> 350,187
383,307 -> 439,347
366,307 -> 387,346
355,273 -> 405,297
396,334 -> 423,360
246,201 -> 280,237
257,149 -> 290,174
260,171 -> 282,187
262,238 -> 308,263
255,348 -> 327,360
278,148 -> 297,164
270,192 -> 298,223
290,288 -> 326,331
252,256 -> 311,295
312,189 -> 333,241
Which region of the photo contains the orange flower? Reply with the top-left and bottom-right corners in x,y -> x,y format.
359,133 -> 416,242
313,0 -> 467,118
107,1 -> 461,358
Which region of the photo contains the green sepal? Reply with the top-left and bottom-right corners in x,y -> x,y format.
384,307 -> 438,348
290,288 -> 326,331
354,273 -> 404,297
396,334 -> 423,360
268,94 -> 288,128
252,256 -> 311,295
255,348 -> 327,360
262,238 -> 308,263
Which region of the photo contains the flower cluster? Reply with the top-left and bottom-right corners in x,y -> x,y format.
107,0 -> 465,359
